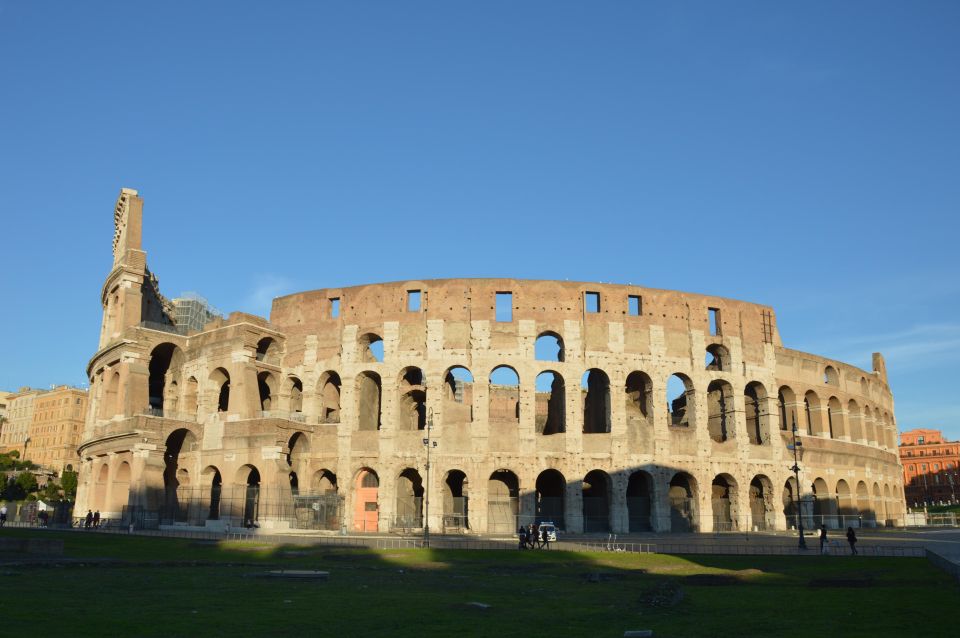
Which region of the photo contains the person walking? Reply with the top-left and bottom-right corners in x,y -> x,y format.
518,525 -> 527,550
541,525 -> 550,550
819,524 -> 828,554
85,510 -> 93,529
0,504 -> 7,527
846,527 -> 858,555
527,523 -> 537,549
93,510 -> 101,529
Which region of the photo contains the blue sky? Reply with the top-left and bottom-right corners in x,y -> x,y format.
1,2 -> 958,438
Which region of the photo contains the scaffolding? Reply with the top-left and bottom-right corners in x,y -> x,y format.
172,292 -> 221,333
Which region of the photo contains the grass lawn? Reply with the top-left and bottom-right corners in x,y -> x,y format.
1,529 -> 957,637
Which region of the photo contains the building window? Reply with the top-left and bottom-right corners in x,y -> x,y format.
709,308 -> 721,336
918,436 -> 924,444
330,298 -> 340,318
495,292 -> 513,322
628,295 -> 642,316
407,290 -> 422,312
585,292 -> 600,314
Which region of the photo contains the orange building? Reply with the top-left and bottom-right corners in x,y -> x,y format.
26,386 -> 87,475
899,428 -> 960,506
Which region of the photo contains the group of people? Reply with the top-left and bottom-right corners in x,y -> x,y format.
518,523 -> 551,549
83,510 -> 101,529
819,524 -> 859,555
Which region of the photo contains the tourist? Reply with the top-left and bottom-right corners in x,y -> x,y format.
819,524 -> 828,554
518,525 -> 527,550
93,510 -> 101,528
846,527 -> 858,555
38,510 -> 49,527
541,525 -> 549,550
0,504 -> 7,527
85,510 -> 93,529
527,523 -> 536,549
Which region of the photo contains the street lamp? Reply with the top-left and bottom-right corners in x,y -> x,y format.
789,417 -> 807,550
422,408 -> 437,548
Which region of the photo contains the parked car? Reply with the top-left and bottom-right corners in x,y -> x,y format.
538,521 -> 558,542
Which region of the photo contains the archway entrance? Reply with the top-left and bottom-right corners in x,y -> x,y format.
487,470 -> 518,534
536,469 -> 565,529
626,471 -> 652,532
353,469 -> 379,532
669,473 -> 697,532
582,470 -> 611,532
443,470 -> 468,531
395,469 -> 424,529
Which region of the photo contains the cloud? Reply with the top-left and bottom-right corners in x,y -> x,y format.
243,274 -> 296,318
798,323 -> 960,372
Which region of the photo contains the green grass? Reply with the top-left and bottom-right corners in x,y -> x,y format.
2,529 -> 957,637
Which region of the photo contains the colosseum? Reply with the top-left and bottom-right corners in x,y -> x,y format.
75,189 -> 906,535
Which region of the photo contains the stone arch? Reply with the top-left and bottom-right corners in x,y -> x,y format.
804,390 -> 822,436
286,431 -> 309,469
208,367 -> 230,413
624,371 -> 653,428
287,376 -> 304,414
356,371 -> 382,431
535,469 -> 565,529
395,468 -> 424,528
824,365 -> 839,386
316,371 -> 341,423
778,385 -> 797,432
353,468 -> 379,532
856,481 -> 871,526
811,477 -> 833,527
705,343 -> 730,371
782,477 -> 800,529
489,365 -> 520,425
183,376 -> 199,419
313,469 -> 338,494
626,471 -> 653,532
883,484 -> 893,523
873,482 -> 886,524
358,333 -> 383,363
749,475 -> 774,531
257,371 -> 277,412
443,469 -> 469,530
581,369 -> 611,434
707,380 -> 735,442
668,472 -> 698,532
201,465 -> 222,521
93,462 -> 110,511
101,370 -> 121,419
163,428 -> 198,523
582,469 -> 611,532
711,473 -> 738,531
835,479 -> 854,524
148,343 -> 184,413
255,337 -> 280,364
862,405 -> 876,445
488,469 -> 519,533
442,366 -> 474,425
827,396 -> 844,439
535,331 -> 564,362
744,381 -> 769,445
536,371 -> 565,435
847,399 -> 862,442
397,367 -> 426,431
667,374 -> 694,427
109,460 -> 131,514
234,464 -> 261,527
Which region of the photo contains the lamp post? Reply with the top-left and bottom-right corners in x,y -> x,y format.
789,417 -> 807,550
422,408 -> 437,548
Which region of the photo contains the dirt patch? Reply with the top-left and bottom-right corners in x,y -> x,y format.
638,580 -> 685,608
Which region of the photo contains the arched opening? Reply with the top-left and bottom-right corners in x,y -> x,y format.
669,473 -> 698,532
257,371 -> 276,412
857,481 -> 871,526
804,391 -> 822,436
624,371 -> 653,429
883,484 -> 893,524
314,469 -> 338,494
707,380 -> 735,442
237,465 -> 260,528
442,366 -> 474,425
711,474 -> 737,531
863,406 -> 876,445
289,472 -> 299,495
535,331 -> 564,362
398,367 -> 426,431
210,368 -> 230,413
286,431 -> 309,469
744,381 -> 768,445
101,370 -> 121,419
148,343 -> 183,413
317,371 -> 341,423
395,468 -> 424,528
847,400 -> 862,442
255,337 -> 280,364
93,463 -> 109,511
581,369 -> 611,434
358,333 -> 384,363
202,466 -> 222,521
162,428 -> 197,523
536,469 -> 566,529
873,483 -> 885,525
778,386 -> 797,432
782,477 -> 799,529
489,366 -> 520,425
582,470 -> 611,532
824,365 -> 839,385
836,479 -> 854,525
535,371 -> 565,435
749,475 -> 773,531
110,461 -> 131,513
487,469 -> 519,534
667,374 -> 693,427
812,477 -> 832,527
827,396 -> 844,439
288,377 -> 303,414
626,471 -> 653,532
705,343 -> 730,371
356,372 -> 382,431
353,468 -> 379,532
443,470 -> 468,530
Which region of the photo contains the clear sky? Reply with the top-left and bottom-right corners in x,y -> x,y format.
1,2 -> 958,439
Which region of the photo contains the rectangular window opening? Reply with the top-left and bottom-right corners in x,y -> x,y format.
330,298 -> 341,318
628,295 -> 642,316
709,307 -> 721,336
585,291 -> 600,314
495,292 -> 513,322
407,290 -> 422,312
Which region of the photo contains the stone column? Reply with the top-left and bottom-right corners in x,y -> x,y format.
566,478 -> 584,534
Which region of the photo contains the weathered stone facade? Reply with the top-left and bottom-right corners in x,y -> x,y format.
76,189 -> 906,533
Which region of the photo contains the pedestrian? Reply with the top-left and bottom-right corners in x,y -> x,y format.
819,524 -> 828,554
846,527 -> 858,555
532,523 -> 541,549
0,504 -> 7,527
518,525 -> 527,550
93,510 -> 101,529
85,510 -> 93,529
38,510 -> 48,527
541,525 -> 549,550
527,523 -> 536,549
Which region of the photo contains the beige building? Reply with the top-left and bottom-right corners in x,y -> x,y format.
0,390 -> 11,439
75,189 -> 905,534
1,388 -> 41,455
27,386 -> 87,474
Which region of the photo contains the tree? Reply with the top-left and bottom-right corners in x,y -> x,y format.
16,471 -> 39,495
61,470 -> 78,500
